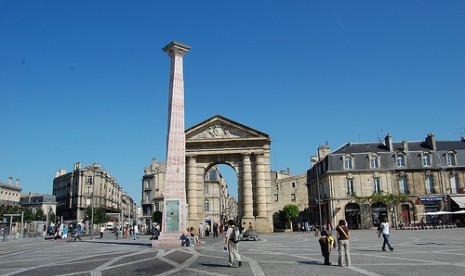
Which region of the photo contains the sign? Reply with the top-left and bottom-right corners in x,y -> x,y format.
420,196 -> 444,201
2,218 -> 6,223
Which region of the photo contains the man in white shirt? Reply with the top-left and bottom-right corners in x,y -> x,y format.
378,218 -> 394,251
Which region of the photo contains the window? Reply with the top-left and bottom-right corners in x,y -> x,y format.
204,200 -> 209,211
422,153 -> 431,167
204,185 -> 209,194
155,200 -> 160,211
292,182 -> 296,188
425,176 -> 435,194
344,155 -> 353,170
274,194 -> 279,202
371,154 -> 379,169
373,177 -> 381,194
145,191 -> 150,203
396,154 -> 405,167
398,176 -> 408,194
447,152 -> 456,166
346,178 -> 355,196
291,194 -> 296,201
450,174 -> 459,194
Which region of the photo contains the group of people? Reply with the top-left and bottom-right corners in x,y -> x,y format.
53,223 -> 82,242
318,218 -> 394,266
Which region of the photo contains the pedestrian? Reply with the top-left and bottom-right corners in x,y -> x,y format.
62,225 -> 68,241
181,227 -> 190,247
213,222 -> 219,238
224,219 -> 242,268
205,223 -> 210,237
100,226 -> 105,239
189,226 -> 200,246
198,222 -> 204,238
335,219 -> 351,267
150,223 -> 160,240
133,224 -> 139,240
318,230 -> 336,265
378,218 -> 394,251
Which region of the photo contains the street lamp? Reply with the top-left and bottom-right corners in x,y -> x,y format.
316,150 -> 323,229
86,174 -> 95,240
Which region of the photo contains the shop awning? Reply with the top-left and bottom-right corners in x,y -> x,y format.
418,210 -> 465,216
450,196 -> 465,208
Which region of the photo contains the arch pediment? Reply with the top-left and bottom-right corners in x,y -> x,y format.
186,115 -> 270,142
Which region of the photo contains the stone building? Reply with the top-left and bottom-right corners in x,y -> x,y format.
53,162 -> 132,223
20,193 -> 57,218
270,169 -> 308,229
141,158 -> 166,229
204,166 -> 229,225
307,134 -> 465,229
121,192 -> 136,226
0,177 -> 22,205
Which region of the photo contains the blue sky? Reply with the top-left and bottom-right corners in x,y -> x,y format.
1,1 -> 464,204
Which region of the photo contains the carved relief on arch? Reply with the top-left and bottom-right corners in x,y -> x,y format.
190,124 -> 248,140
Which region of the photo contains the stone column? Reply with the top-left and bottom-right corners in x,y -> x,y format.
187,156 -> 198,220
255,154 -> 267,217
242,154 -> 254,219
161,41 -> 190,236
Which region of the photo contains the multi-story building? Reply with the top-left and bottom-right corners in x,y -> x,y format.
204,166 -> 229,225
0,177 -> 22,205
141,158 -> 166,229
270,169 -> 308,229
307,134 -> 465,229
121,192 -> 136,226
53,162 -> 125,223
20,193 -> 57,218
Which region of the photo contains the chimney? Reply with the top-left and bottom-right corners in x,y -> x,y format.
402,141 -> 409,151
318,144 -> 331,159
15,178 -> 20,187
385,133 -> 393,152
425,133 -> 437,150
287,168 -> 290,175
8,177 -> 13,186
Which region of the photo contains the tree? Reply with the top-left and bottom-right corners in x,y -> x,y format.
34,208 -> 45,221
152,211 -> 162,225
84,207 -> 109,225
279,204 -> 300,231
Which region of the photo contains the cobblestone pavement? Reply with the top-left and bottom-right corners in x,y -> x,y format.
0,228 -> 464,276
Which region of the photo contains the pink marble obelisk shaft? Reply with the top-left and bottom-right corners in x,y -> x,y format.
160,41 -> 190,238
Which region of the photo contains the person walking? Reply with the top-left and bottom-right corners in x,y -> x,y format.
133,224 -> 139,240
224,219 -> 242,268
99,226 -> 105,239
335,219 -> 351,267
198,222 -> 204,238
213,222 -> 219,238
318,230 -> 336,265
205,223 -> 211,237
378,218 -> 394,251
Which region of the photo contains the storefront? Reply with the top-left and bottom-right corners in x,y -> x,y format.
449,195 -> 465,227
419,196 -> 443,224
371,202 -> 387,227
345,203 -> 361,229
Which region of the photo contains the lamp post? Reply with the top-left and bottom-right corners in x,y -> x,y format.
86,174 -> 95,240
316,149 -> 323,229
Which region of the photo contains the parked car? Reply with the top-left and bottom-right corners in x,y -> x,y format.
105,222 -> 115,230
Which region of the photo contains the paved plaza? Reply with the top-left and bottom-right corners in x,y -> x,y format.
0,228 -> 464,276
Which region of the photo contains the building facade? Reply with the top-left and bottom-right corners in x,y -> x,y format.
141,158 -> 166,229
20,193 -> 57,218
307,134 -> 465,229
53,162 -> 129,223
204,166 -> 229,225
0,177 -> 22,205
270,169 -> 308,229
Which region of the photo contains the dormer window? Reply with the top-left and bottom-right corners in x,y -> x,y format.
370,154 -> 379,169
396,153 -> 405,167
344,155 -> 353,170
447,152 -> 456,166
422,153 -> 431,167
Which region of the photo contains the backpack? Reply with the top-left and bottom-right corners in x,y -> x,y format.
229,226 -> 239,242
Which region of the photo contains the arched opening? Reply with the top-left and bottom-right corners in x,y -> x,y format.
371,202 -> 387,227
345,203 -> 361,229
202,163 -> 238,231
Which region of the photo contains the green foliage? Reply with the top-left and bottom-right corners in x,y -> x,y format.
83,206 -> 110,225
355,192 -> 409,205
34,208 -> 45,221
152,211 -> 162,224
279,204 -> 300,230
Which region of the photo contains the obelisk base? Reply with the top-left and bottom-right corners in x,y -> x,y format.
151,232 -> 183,248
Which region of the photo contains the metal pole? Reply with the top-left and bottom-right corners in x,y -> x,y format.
20,211 -> 24,239
316,149 -> 323,228
90,189 -> 94,240
45,202 -> 49,237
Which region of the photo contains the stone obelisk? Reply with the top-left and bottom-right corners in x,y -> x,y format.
154,41 -> 190,247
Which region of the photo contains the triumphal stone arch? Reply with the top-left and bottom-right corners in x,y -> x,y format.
185,115 -> 273,233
